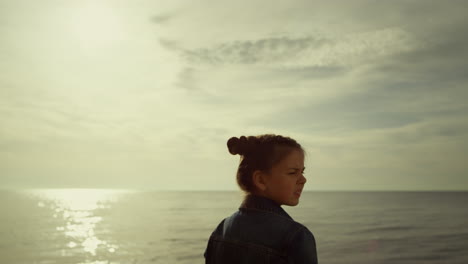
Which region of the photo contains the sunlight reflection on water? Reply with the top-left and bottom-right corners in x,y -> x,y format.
29,189 -> 130,259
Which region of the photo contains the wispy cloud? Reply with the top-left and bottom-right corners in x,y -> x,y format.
150,13 -> 173,24
182,35 -> 328,66
162,27 -> 421,70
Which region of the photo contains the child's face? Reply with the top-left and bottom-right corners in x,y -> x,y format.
264,149 -> 306,206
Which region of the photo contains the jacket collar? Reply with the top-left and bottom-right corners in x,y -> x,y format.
239,193 -> 293,220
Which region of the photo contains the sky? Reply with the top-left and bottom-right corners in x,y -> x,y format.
1,0 -> 467,191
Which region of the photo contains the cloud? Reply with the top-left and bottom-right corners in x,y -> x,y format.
174,67 -> 197,90
150,14 -> 173,24
182,35 -> 328,66
158,38 -> 180,51
295,115 -> 468,179
162,27 -> 421,71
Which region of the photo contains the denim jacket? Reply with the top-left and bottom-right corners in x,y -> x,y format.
204,194 -> 318,264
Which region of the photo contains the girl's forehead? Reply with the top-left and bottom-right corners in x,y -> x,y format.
287,149 -> 304,160
280,150 -> 304,167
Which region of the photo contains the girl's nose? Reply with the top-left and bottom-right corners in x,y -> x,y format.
300,174 -> 307,184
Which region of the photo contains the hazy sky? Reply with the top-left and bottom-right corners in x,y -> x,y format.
1,0 -> 467,190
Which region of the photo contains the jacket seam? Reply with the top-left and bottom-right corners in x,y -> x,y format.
210,234 -> 287,257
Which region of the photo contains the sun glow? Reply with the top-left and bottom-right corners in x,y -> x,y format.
68,1 -> 126,52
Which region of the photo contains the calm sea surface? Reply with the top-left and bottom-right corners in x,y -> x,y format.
0,189 -> 467,264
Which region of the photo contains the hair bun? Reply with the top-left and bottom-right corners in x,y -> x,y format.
227,136 -> 250,155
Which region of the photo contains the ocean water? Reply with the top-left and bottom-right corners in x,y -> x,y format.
0,189 -> 467,264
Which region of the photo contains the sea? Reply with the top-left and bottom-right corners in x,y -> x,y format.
0,189 -> 467,264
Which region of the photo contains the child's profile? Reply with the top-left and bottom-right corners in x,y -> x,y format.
204,134 -> 318,264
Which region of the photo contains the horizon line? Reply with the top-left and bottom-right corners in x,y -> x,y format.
0,187 -> 467,192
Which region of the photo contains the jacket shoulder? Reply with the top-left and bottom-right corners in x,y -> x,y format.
212,217 -> 227,235
285,222 -> 318,264
204,217 -> 227,260
294,222 -> 315,238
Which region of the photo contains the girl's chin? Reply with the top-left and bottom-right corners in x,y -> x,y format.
284,198 -> 299,206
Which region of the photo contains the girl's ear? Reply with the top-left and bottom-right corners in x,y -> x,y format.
252,170 -> 267,191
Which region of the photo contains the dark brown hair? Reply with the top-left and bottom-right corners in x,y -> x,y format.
227,134 -> 306,194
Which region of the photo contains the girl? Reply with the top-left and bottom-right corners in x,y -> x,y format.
204,134 -> 318,264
